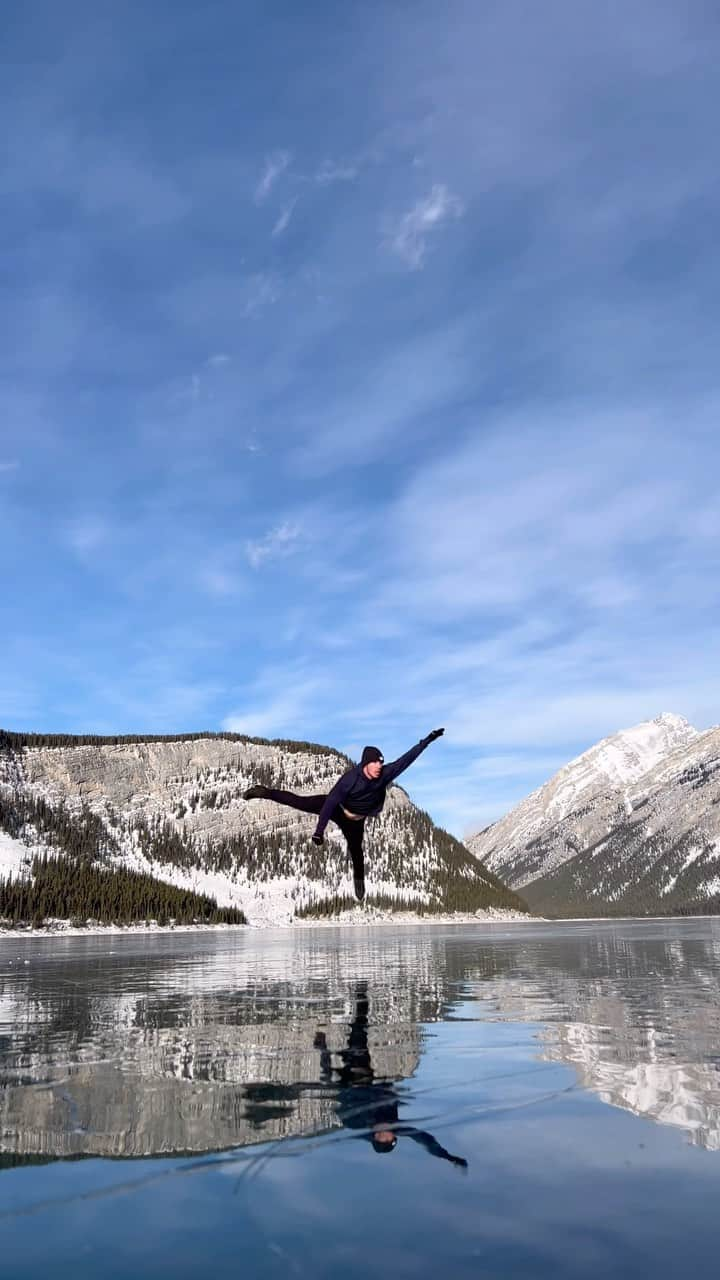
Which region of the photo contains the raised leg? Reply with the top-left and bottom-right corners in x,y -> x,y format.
244,788 -> 327,815
243,788 -> 366,900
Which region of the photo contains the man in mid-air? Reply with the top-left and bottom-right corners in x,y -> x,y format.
243,727 -> 444,901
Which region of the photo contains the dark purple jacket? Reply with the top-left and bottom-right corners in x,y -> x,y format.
314,735 -> 435,837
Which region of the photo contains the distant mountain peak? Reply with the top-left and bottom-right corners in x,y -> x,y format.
469,711 -> 720,918
563,712 -> 698,788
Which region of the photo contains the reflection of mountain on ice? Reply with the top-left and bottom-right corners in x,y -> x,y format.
0,935 -> 439,1161
542,1022 -> 720,1150
471,928 -> 720,1150
0,1017 -> 423,1159
2,923 -> 720,1159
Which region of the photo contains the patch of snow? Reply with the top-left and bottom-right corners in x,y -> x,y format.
680,846 -> 703,874
0,831 -> 33,879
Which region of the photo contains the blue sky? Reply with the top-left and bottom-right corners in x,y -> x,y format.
2,0 -> 720,835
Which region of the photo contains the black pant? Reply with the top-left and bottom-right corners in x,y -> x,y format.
264,789 -> 365,880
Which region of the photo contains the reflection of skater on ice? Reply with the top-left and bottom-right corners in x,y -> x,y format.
315,982 -> 468,1168
244,729 -> 444,901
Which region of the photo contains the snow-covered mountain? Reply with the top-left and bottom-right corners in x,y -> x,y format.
0,732 -> 523,926
469,713 -> 720,916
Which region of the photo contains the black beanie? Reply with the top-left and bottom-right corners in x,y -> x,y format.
371,1133 -> 397,1153
361,745 -> 384,766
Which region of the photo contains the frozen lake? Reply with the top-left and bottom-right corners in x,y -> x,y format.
1,918 -> 720,1277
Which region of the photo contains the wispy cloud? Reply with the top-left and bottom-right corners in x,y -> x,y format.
379,405 -> 711,619
254,150 -> 291,203
0,461 -> 19,473
315,161 -> 358,185
387,184 -> 464,268
206,352 -> 231,367
223,673 -> 325,738
293,323 -> 472,472
242,272 -> 281,316
245,521 -> 302,569
272,198 -> 298,238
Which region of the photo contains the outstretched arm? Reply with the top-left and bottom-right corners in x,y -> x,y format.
396,1126 -> 468,1168
382,729 -> 445,784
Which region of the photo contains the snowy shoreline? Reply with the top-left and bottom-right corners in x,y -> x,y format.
0,907 -> 531,939
2,910 -> 716,941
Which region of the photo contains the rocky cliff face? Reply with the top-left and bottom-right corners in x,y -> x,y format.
469,714 -> 720,916
0,732 -> 523,925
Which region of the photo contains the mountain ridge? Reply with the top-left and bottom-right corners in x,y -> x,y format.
469,713 -> 720,917
0,730 -> 525,926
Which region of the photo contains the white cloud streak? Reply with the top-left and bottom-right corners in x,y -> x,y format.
254,150 -> 291,203
315,161 -> 359,184
388,184 -> 464,268
272,198 -> 298,237
245,522 -> 302,569
381,405 -> 716,620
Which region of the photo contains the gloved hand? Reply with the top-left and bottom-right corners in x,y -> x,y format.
426,727 -> 445,743
311,832 -> 324,846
